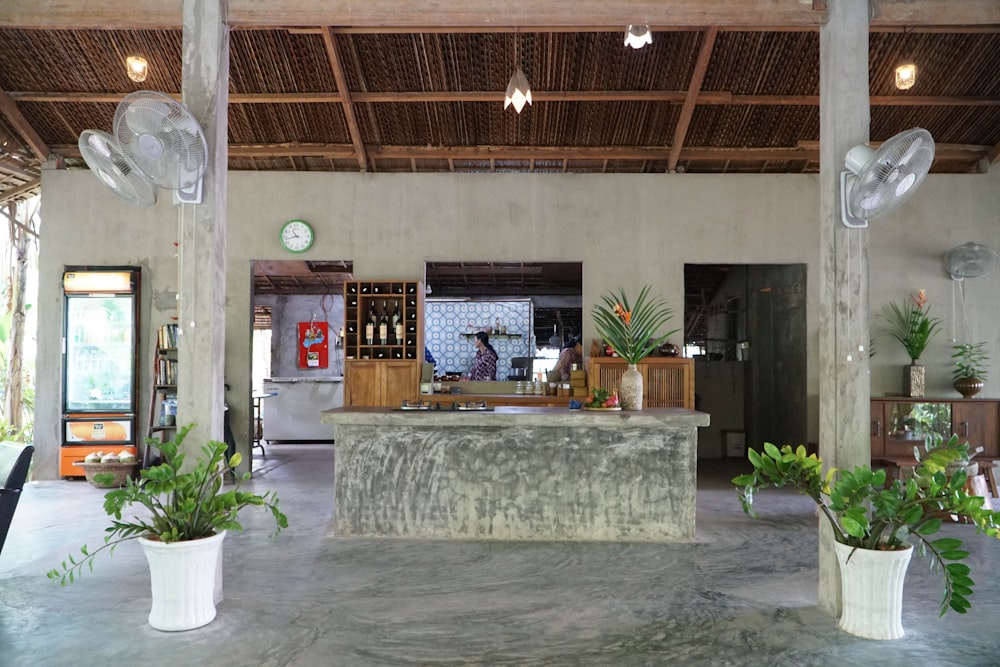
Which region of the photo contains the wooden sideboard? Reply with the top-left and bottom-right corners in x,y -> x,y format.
588,357 -> 695,409
870,397 -> 1000,459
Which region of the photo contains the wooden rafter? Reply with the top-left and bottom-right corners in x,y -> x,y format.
988,142 -> 1000,166
49,142 -> 993,165
11,90 -> 1000,107
0,177 -> 40,205
321,27 -> 368,171
0,89 -> 49,161
668,27 -> 717,173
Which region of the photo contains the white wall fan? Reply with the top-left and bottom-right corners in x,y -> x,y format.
840,127 -> 935,229
78,91 -> 208,207
944,242 -> 998,282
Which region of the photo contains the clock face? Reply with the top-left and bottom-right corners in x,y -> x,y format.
279,219 -> 314,253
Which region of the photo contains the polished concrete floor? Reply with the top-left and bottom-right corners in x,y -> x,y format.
3,444 -> 1000,666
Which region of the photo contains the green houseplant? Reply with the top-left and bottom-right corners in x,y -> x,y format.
733,435 -> 1000,638
592,285 -> 679,410
878,290 -> 942,364
48,424 -> 288,631
952,341 -> 989,398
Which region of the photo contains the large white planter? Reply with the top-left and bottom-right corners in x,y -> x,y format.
139,530 -> 226,632
834,541 -> 913,640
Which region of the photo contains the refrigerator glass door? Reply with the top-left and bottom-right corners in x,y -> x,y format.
64,295 -> 135,412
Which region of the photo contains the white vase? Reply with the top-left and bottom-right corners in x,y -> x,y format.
619,363 -> 643,410
834,541 -> 912,640
139,530 -> 226,632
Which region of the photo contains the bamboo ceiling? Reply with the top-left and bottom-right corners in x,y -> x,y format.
0,1 -> 998,203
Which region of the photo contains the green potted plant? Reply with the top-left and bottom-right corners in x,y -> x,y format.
877,290 -> 942,397
48,424 -> 288,631
733,434 -> 1000,639
952,341 -> 989,399
591,285 -> 678,410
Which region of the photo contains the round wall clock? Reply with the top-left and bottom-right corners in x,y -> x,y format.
279,219 -> 315,253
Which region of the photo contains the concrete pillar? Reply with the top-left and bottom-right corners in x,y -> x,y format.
818,1 -> 871,614
177,0 -> 229,459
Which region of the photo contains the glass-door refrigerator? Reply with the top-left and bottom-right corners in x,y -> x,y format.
60,267 -> 141,477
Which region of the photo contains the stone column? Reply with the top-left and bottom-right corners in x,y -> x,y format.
818,0 -> 871,614
177,0 -> 229,460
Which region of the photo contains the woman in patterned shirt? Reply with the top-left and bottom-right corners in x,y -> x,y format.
469,331 -> 498,381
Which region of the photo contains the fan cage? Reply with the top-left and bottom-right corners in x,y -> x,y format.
78,129 -> 157,207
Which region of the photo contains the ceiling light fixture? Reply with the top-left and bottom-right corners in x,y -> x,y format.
504,67 -> 532,113
894,62 -> 917,90
624,24 -> 653,49
126,55 -> 148,83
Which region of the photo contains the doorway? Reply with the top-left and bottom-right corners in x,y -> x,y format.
685,264 -> 808,459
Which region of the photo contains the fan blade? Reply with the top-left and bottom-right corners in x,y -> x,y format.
78,130 -> 157,207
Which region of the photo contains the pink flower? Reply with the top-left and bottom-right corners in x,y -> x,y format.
912,290 -> 928,309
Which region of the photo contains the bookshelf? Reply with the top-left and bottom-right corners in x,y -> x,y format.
145,323 -> 178,467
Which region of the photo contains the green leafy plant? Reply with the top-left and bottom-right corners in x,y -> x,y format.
952,342 -> 989,382
592,285 -> 679,364
878,290 -> 942,363
48,423 -> 288,584
733,434 -> 1000,616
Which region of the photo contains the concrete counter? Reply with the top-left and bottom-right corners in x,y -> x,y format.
323,407 -> 710,541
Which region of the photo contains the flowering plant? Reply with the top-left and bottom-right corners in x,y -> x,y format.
592,285 -> 678,364
879,290 -> 942,364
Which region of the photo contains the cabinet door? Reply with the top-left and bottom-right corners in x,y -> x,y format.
643,363 -> 689,408
345,361 -> 380,407
382,361 -> 420,407
952,401 -> 999,457
595,362 -> 626,396
870,401 -> 886,457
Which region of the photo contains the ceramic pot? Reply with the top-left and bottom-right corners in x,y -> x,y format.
834,541 -> 913,640
903,364 -> 925,398
954,376 -> 985,399
619,363 -> 643,410
139,530 -> 226,632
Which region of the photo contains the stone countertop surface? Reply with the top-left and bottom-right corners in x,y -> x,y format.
321,406 -> 710,428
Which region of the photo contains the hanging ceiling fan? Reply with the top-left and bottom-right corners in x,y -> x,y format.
78,91 -> 208,207
840,127 -> 935,229
944,242 -> 998,282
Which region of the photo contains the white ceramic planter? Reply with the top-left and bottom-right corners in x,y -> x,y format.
139,530 -> 226,632
834,541 -> 913,640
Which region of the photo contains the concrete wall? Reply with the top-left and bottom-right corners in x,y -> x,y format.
33,168 -> 1000,478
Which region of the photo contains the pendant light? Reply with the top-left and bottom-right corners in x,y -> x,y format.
504,32 -> 532,113
126,55 -> 148,82
624,24 -> 653,49
894,62 -> 917,90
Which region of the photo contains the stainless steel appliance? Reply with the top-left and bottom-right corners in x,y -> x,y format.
260,377 -> 343,441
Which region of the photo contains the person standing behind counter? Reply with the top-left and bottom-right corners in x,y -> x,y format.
469,331 -> 498,381
549,335 -> 584,382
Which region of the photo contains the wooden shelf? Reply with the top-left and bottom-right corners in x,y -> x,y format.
460,332 -> 522,338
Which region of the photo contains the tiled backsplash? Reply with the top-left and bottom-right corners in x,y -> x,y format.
425,300 -> 533,379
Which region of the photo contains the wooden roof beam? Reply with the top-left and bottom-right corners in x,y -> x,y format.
321,28 -> 368,171
11,90 -> 1000,108
0,89 -> 49,161
668,27 -> 717,173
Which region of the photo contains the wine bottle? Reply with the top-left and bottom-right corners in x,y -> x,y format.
379,300 -> 388,345
365,305 -> 376,344
392,302 -> 402,343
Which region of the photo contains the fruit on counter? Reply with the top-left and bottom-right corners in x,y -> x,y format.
584,387 -> 619,408
84,452 -> 102,463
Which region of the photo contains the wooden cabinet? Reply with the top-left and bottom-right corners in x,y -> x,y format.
587,357 -> 695,409
342,279 -> 425,407
345,360 -> 421,407
870,398 -> 1000,460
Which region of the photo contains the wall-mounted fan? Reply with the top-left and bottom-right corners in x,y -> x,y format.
840,127 -> 935,229
78,91 -> 208,207
944,242 -> 998,282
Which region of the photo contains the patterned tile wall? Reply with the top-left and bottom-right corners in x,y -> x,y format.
425,300 -> 533,380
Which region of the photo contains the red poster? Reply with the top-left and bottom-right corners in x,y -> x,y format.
298,321 -> 329,368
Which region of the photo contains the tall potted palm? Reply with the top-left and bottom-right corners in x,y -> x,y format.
734,435 -> 1000,639
592,285 -> 678,410
49,424 -> 288,631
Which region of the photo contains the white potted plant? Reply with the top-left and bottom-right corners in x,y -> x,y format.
733,435 -> 1000,639
48,424 -> 288,631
